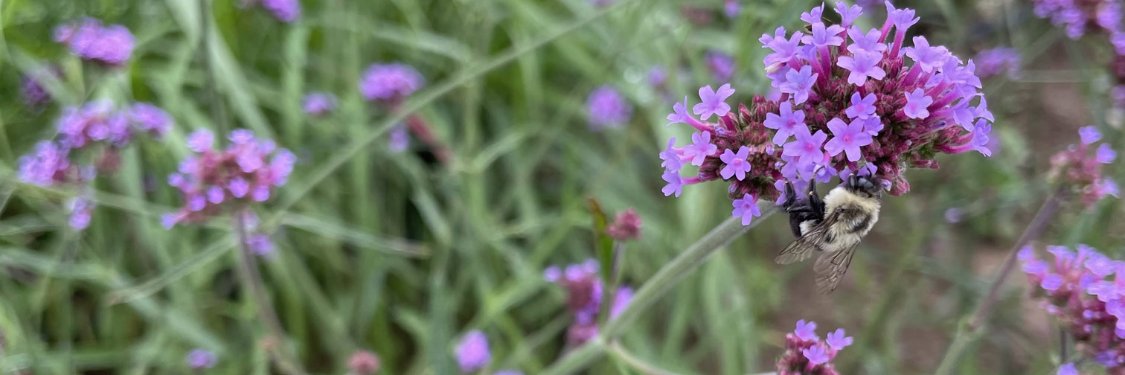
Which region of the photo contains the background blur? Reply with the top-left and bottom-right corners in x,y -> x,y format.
0,0 -> 1122,374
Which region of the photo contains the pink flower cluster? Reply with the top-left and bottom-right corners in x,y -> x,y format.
776,320 -> 853,375
162,129 -> 295,228
661,2 -> 994,225
18,101 -> 172,230
1048,127 -> 1119,206
1033,0 -> 1125,54
543,260 -> 633,346
53,18 -> 134,66
1020,244 -> 1125,372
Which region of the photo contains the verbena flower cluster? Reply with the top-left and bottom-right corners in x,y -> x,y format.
185,348 -> 218,370
586,85 -> 633,130
455,330 -> 490,373
360,63 -> 424,105
661,2 -> 994,225
1019,244 -> 1125,372
347,350 -> 381,375
543,260 -> 633,346
21,66 -> 61,108
18,101 -> 171,229
162,129 -> 295,228
973,48 -> 1022,79
776,320 -> 853,375
302,92 -> 338,117
606,208 -> 642,241
53,18 -> 134,66
1033,0 -> 1125,53
244,0 -> 301,22
1048,127 -> 1119,206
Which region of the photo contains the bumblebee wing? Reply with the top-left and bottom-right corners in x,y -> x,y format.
813,243 -> 859,294
774,222 -> 829,265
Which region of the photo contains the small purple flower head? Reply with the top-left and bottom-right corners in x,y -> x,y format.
360,63 -> 424,104
586,85 -> 633,130
455,330 -> 490,373
974,48 -> 1021,79
800,4 -> 824,24
54,18 -> 134,66
847,27 -> 887,55
706,51 -> 736,82
837,50 -> 886,85
782,127 -> 828,168
606,208 -> 642,241
684,131 -> 719,166
731,194 -> 761,225
128,103 -> 172,137
835,2 -> 863,26
68,197 -> 94,230
802,22 -> 845,48
719,146 -> 752,180
826,328 -> 854,350
794,319 -> 818,341
1057,363 -> 1078,375
1080,126 -> 1103,145
347,350 -> 381,375
388,125 -> 410,153
1097,143 -> 1117,164
902,36 -> 950,73
661,170 -> 684,197
21,67 -> 61,107
260,0 -> 301,22
164,129 -> 295,227
845,92 -> 877,120
185,349 -> 217,369
780,66 -> 817,105
824,118 -> 873,162
802,346 -> 830,365
647,66 -> 667,88
764,101 -> 807,145
944,207 -> 965,223
724,0 -> 740,18
611,287 -> 633,318
693,83 -> 735,120
302,92 -> 337,117
903,88 -> 933,119
18,141 -> 73,187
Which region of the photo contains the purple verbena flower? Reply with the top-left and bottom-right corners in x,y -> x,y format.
845,92 -> 877,120
260,0 -> 301,22
731,194 -> 761,225
824,118 -> 873,162
347,350 -> 381,375
903,88 -> 933,119
54,18 -> 134,66
455,330 -> 490,373
359,63 -> 424,104
783,127 -> 828,168
719,146 -> 752,180
706,51 -> 736,82
777,319 -> 849,375
693,83 -> 734,120
764,101 -> 807,145
1081,126 -> 1103,145
837,50 -> 886,85
186,349 -> 217,369
302,92 -> 337,117
128,103 -> 172,137
586,85 -> 633,130
389,125 -> 410,153
974,48 -> 1022,79
780,66 -> 817,105
163,129 -> 295,227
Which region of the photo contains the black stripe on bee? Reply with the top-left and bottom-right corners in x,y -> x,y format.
848,214 -> 872,233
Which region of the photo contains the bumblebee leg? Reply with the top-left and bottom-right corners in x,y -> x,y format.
782,181 -> 798,209
807,182 -> 826,221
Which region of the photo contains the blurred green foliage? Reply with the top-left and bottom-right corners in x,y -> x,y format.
0,0 -> 1122,374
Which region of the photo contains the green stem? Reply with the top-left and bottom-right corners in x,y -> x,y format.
608,342 -> 681,375
233,211 -> 306,375
933,188 -> 1064,375
542,210 -> 774,374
